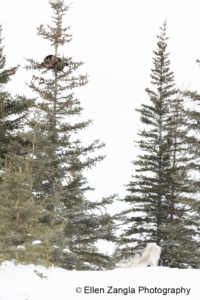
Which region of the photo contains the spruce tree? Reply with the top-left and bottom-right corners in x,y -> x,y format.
0,125 -> 63,267
179,59 -> 200,267
117,20 -> 200,268
160,93 -> 200,268
0,25 -> 32,179
0,25 -> 61,267
24,0 -> 116,270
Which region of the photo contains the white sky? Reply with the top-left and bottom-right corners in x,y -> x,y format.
1,0 -> 200,214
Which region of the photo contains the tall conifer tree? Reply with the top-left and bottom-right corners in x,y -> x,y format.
0,25 -> 61,267
117,20 -> 200,268
160,94 -> 200,268
25,0 -> 115,270
0,25 -> 32,178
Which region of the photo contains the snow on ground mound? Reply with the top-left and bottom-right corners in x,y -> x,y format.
0,262 -> 198,300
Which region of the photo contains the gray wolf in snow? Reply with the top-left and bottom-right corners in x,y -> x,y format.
115,243 -> 161,268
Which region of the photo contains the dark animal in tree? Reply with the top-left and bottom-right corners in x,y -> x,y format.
39,55 -> 69,71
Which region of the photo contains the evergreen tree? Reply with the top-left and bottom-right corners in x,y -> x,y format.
160,93 -> 200,268
180,59 -> 200,267
0,25 -> 33,179
117,20 -> 200,268
24,0 -> 116,270
0,126 -> 63,267
0,25 -> 62,267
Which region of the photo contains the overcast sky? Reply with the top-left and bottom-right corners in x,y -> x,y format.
1,0 -> 200,218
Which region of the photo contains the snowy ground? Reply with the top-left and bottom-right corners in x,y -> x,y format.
0,262 -> 198,300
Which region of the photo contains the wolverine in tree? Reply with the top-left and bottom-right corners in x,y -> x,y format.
39,55 -> 69,71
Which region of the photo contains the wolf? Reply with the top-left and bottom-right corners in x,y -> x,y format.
115,243 -> 161,268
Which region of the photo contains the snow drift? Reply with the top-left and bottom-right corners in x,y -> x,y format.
0,262 -> 198,299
